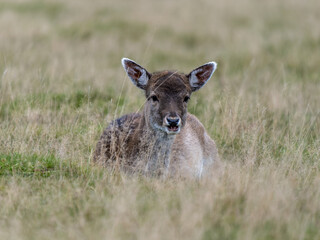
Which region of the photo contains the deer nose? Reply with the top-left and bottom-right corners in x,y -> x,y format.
165,116 -> 180,127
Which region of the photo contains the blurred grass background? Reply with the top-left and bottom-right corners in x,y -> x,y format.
0,0 -> 320,239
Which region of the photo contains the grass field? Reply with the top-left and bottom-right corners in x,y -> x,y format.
0,0 -> 320,239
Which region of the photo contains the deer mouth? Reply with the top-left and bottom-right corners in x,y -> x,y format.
164,116 -> 181,134
165,122 -> 180,134
167,125 -> 179,132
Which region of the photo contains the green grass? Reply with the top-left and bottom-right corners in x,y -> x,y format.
0,153 -> 93,179
0,153 -> 58,177
0,1 -> 63,19
0,0 -> 320,239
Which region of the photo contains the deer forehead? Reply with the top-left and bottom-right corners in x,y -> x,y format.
146,71 -> 191,96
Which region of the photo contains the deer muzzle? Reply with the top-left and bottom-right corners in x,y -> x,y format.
164,115 -> 181,134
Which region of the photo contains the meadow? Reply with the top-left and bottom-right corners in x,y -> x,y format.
0,0 -> 320,239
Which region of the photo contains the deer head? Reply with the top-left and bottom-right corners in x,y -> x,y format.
121,58 -> 217,136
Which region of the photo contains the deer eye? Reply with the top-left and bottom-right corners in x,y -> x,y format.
150,95 -> 159,102
184,96 -> 190,103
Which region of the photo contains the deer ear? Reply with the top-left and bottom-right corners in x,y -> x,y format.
121,58 -> 151,90
187,61 -> 217,91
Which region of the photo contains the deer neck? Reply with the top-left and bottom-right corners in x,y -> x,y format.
138,113 -> 176,175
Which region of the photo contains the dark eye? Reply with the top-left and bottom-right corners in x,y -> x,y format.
150,95 -> 159,102
184,96 -> 190,103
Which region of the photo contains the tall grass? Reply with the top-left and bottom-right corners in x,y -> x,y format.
0,0 -> 319,239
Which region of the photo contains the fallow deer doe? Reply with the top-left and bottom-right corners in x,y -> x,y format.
93,58 -> 220,178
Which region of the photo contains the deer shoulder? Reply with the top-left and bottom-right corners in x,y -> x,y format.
171,113 -> 219,178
